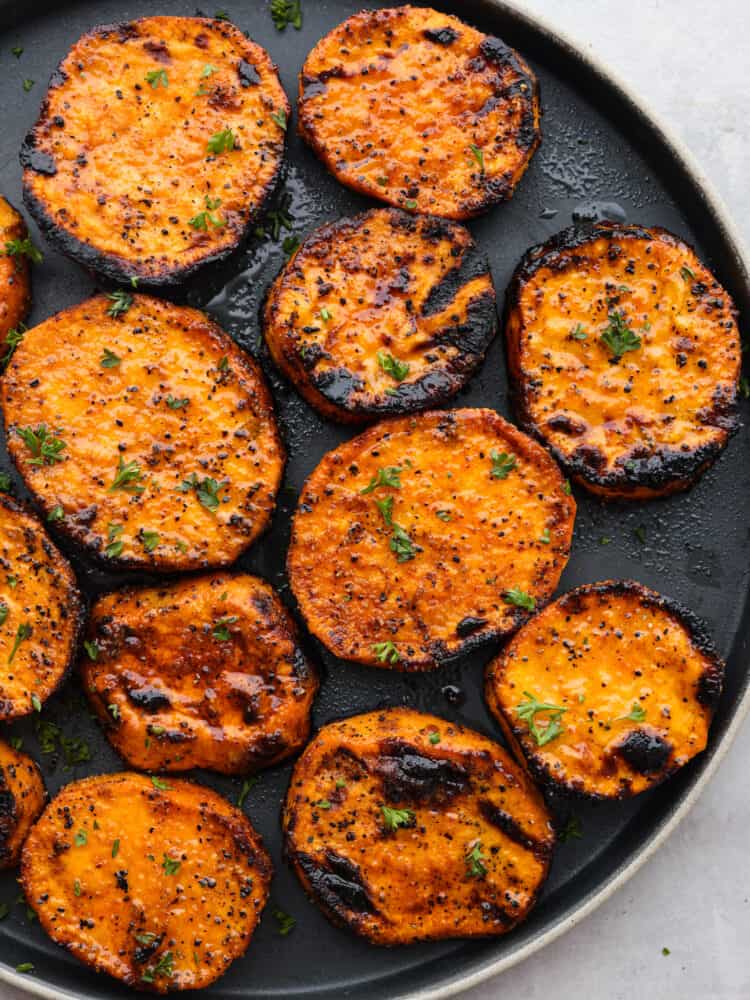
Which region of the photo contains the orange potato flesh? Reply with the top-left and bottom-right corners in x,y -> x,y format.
264,208 -> 497,422
283,707 -> 554,945
0,196 -> 31,341
485,581 -> 724,798
21,772 -> 272,992
298,6 -> 540,220
506,223 -> 741,498
82,573 -> 318,774
2,294 -> 284,570
288,408 -> 575,670
22,16 -> 289,284
0,497 -> 82,719
0,738 -> 47,868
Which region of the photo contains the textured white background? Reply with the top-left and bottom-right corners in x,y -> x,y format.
4,1 -> 750,999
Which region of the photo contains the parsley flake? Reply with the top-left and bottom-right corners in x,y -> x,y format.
360,466 -> 402,494
100,348 -> 121,368
212,615 -> 238,641
237,776 -> 258,808
372,640 -> 399,664
109,455 -> 145,495
273,908 -> 296,935
600,310 -> 641,361
7,623 -> 31,664
161,853 -> 181,876
489,450 -> 517,480
145,69 -> 168,88
4,237 -> 42,264
106,291 -> 133,318
617,702 -> 646,722
270,107 -> 288,131
465,841 -> 487,879
503,588 -> 535,611
16,425 -> 66,466
189,195 -> 224,231
270,0 -> 302,30
207,128 -> 236,154
83,640 -> 99,661
381,805 -> 415,832
469,143 -> 484,173
516,691 -> 567,746
377,350 -> 409,382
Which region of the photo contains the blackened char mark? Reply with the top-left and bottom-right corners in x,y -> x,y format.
616,729 -> 672,774
0,769 -> 16,862
313,366 -> 365,407
479,800 -> 549,860
421,240 -> 491,318
238,60 -> 261,87
126,686 -> 171,712
423,26 -> 459,45
133,931 -> 164,965
19,137 -> 57,177
696,666 -> 722,710
297,850 -> 376,915
456,616 -> 488,638
376,739 -> 469,804
430,291 -> 497,360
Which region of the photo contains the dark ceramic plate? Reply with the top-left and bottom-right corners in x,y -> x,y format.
0,1 -> 748,998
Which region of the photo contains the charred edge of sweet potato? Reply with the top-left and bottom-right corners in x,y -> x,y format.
0,495 -> 85,719
1,196 -> 32,330
484,579 -> 725,801
20,18 -> 288,289
0,751 -> 47,868
504,221 -> 741,496
263,209 -> 498,422
297,10 -> 541,219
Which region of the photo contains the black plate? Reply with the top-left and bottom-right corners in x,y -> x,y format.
0,2 -> 748,998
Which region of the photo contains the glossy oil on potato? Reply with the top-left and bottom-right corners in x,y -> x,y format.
264,208 -> 497,422
82,573 -> 318,774
21,16 -> 289,286
0,497 -> 82,719
288,408 -> 575,670
485,581 -> 724,799
283,708 -> 554,945
0,195 -> 31,341
2,294 -> 284,571
21,772 -> 272,992
0,739 -> 46,869
298,6 -> 540,220
506,222 -> 741,499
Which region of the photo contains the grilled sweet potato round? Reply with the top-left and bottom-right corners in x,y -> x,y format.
283,707 -> 554,945
82,573 -> 318,774
485,581 -> 724,799
21,772 -> 272,992
21,16 -> 289,286
298,6 -> 540,220
2,294 -> 284,571
0,739 -> 46,869
287,408 -> 575,670
506,222 -> 741,499
1,196 -> 32,343
264,209 -> 497,422
0,497 -> 82,719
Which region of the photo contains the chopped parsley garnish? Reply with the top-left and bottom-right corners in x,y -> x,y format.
166,395 -> 189,409
389,522 -> 416,562
680,265 -> 695,282
381,805 -> 415,832
618,702 -> 646,722
570,323 -> 587,340
465,841 -> 487,878
161,853 -> 181,875
1,324 -> 26,370
16,425 -> 66,466
377,350 -> 409,382
30,693 -> 41,713
141,951 -> 174,984
273,908 -> 296,935
376,176 -> 388,186
563,479 -> 572,495
360,466 -> 402,494
7,623 -> 31,664
503,588 -> 535,611
237,776 -> 258,808
106,290 -> 133,318
109,454 -> 145,494
140,530 -> 159,553
105,523 -> 124,558
22,79 -> 34,93
600,310 -> 641,361
73,879 -> 81,896
214,9 -> 230,19
83,640 -> 99,661
404,199 -> 417,210
217,355 -> 230,372
189,195 -> 224,231
662,947 -> 671,956
207,128 -> 236,154
270,107 -> 288,131
319,306 -> 332,322
374,495 -> 393,526
151,776 -> 171,791
201,63 -> 218,78
74,829 -> 88,847
540,528 -> 551,544
100,348 -> 121,368
372,640 -> 399,665
634,524 -> 646,544
11,46 -> 23,58
558,816 -> 583,842
145,69 -> 168,88
489,450 -> 517,480
212,615 -> 238,641
108,704 -> 120,721
112,838 -> 120,858
516,691 -> 567,746
0,605 -> 7,626
316,799 -> 331,810
47,505 -> 64,522
428,732 -> 440,745
176,473 -> 227,512
469,143 -> 484,173
270,0 -> 302,30
282,234 -> 300,256
262,191 -> 293,240
4,236 -> 42,264
15,963 -> 34,974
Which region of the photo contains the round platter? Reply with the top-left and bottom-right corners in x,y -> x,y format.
0,1 -> 748,998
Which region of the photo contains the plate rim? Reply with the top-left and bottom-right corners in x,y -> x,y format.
0,1 -> 748,999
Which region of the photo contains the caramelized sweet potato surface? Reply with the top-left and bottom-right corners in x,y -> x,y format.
0,195 -> 31,341
0,738 -> 46,868
298,5 -> 540,219
82,573 -> 318,774
22,16 -> 289,285
21,772 -> 272,992
0,497 -> 82,719
264,208 -> 497,422
485,580 -> 724,798
287,408 -> 575,670
506,222 -> 741,498
2,294 -> 284,570
283,707 -> 554,945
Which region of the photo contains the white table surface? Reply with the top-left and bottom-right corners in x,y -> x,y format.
4,1 -> 749,999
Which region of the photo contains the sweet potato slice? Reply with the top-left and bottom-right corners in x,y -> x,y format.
0,497 -> 82,719
485,580 -> 724,799
21,772 -> 272,992
21,16 -> 289,286
283,707 -> 554,945
298,6 -> 540,220
505,222 -> 741,499
0,195 -> 32,342
264,208 -> 497,422
287,408 -> 575,670
82,572 -> 318,774
2,294 -> 284,571
0,739 -> 46,868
